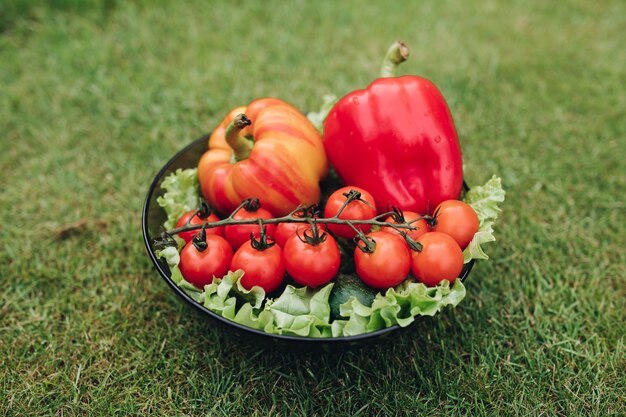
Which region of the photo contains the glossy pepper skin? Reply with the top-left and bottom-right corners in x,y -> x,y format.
323,75 -> 463,215
198,98 -> 328,216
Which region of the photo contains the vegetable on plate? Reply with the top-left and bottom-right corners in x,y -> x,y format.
223,198 -> 276,250
323,186 -> 377,239
354,231 -> 411,290
231,231 -> 286,294
411,232 -> 464,287
323,41 -> 463,214
428,200 -> 479,249
178,228 -> 233,288
197,98 -> 328,216
283,225 -> 341,288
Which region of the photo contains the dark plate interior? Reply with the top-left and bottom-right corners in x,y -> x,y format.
142,135 -> 475,351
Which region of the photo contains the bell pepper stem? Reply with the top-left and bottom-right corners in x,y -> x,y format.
225,113 -> 253,161
380,41 -> 409,78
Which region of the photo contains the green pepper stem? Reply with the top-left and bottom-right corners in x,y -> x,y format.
225,113 -> 253,161
380,41 -> 409,78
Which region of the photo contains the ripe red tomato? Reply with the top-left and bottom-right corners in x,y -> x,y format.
323,186 -> 377,239
224,205 -> 276,249
381,210 -> 430,243
274,212 -> 309,248
431,200 -> 479,249
283,227 -> 340,287
354,231 -> 411,290
179,235 -> 233,288
175,210 -> 223,243
274,222 -> 308,248
231,240 -> 286,293
411,232 -> 463,287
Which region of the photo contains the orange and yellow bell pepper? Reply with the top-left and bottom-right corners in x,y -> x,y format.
197,98 -> 328,216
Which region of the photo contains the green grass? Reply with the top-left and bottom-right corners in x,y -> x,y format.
1,0 -> 625,415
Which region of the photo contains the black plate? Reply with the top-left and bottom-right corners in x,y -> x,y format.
142,135 -> 475,351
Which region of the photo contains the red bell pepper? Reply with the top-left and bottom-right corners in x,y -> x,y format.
323,42 -> 463,215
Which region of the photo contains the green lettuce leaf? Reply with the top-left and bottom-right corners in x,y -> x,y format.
264,284 -> 334,337
156,168 -> 199,230
463,175 -> 505,263
203,270 -> 266,321
204,269 -> 266,310
332,280 -> 466,337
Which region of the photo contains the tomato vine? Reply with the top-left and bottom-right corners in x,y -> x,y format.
155,191 -> 426,253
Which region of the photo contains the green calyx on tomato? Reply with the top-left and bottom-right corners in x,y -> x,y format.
249,224 -> 276,251
296,220 -> 329,246
196,198 -> 213,218
191,226 -> 209,252
241,197 -> 262,212
153,230 -> 177,252
381,206 -> 426,252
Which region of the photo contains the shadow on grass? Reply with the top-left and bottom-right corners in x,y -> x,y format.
177,300 -> 470,386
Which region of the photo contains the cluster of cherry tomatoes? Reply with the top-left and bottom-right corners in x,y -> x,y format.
175,185 -> 479,294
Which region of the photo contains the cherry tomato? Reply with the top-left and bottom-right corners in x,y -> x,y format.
175,210 -> 223,243
179,235 -> 233,288
323,186 -> 377,239
411,232 -> 463,287
354,231 -> 411,290
231,240 -> 285,293
274,213 -> 308,248
381,210 -> 430,243
224,205 -> 276,250
283,226 -> 340,287
431,200 -> 479,249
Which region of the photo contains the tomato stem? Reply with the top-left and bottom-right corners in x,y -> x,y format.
195,198 -> 212,219
403,233 -> 423,252
296,219 -> 328,246
161,201 -> 424,252
228,198 -> 260,219
353,229 -> 377,254
154,229 -> 177,250
191,225 -> 208,252
334,189 -> 374,219
380,40 -> 409,78
243,198 -> 261,212
166,209 -> 418,235
335,190 -> 360,218
250,221 -> 276,251
287,204 -> 308,218
421,214 -> 437,227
